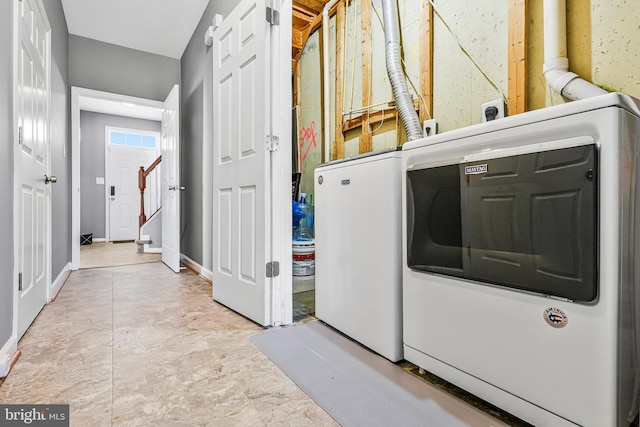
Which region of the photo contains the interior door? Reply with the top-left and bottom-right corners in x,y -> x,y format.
161,84 -> 181,272
107,144 -> 154,241
211,0 -> 276,326
16,0 -> 51,338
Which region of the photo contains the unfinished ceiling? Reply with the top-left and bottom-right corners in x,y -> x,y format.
292,0 -> 331,71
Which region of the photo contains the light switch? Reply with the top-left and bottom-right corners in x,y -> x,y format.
96,177 -> 105,185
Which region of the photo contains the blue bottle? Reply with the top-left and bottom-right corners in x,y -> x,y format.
297,193 -> 314,241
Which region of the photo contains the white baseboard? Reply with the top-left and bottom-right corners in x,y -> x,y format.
180,254 -> 213,282
0,335 -> 17,377
50,262 -> 71,301
200,267 -> 213,282
92,237 -> 106,243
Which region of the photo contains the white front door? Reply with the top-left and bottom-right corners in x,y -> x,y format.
16,0 -> 51,338
161,85 -> 181,272
107,144 -> 155,241
211,0 -> 292,326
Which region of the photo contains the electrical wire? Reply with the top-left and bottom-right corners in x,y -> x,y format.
343,100 -> 395,116
424,0 -> 508,103
371,108 -> 387,134
371,0 -> 507,109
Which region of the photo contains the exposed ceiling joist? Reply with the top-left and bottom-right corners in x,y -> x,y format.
292,0 -> 333,73
293,0 -> 329,14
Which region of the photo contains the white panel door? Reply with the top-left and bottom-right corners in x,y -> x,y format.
107,145 -> 154,241
212,0 -> 292,326
161,85 -> 181,272
17,0 -> 51,338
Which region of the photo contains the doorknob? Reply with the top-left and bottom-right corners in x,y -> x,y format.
168,185 -> 176,191
179,186 -> 186,191
45,175 -> 57,184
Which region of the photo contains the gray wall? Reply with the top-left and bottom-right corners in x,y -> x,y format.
80,111 -> 160,238
180,0 -> 237,269
0,0 -> 15,349
44,0 -> 71,279
69,35 -> 181,101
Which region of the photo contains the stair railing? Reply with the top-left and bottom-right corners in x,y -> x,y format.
138,155 -> 162,229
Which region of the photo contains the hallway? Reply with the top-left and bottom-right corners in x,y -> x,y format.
0,262 -> 336,426
79,241 -> 162,269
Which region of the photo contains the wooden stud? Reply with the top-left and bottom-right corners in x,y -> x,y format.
359,0 -> 372,154
343,99 -> 420,133
293,59 -> 301,110
333,0 -> 346,160
344,108 -> 398,133
508,0 -> 527,115
318,20 -> 326,164
293,28 -> 304,51
294,61 -> 302,169
419,0 -> 434,124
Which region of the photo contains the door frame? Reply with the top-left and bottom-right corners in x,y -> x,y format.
270,0 -> 293,326
70,87 -> 163,270
12,0 -> 52,342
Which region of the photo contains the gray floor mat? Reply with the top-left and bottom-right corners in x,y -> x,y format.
251,321 -> 496,427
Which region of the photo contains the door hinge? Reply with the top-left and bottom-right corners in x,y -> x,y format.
266,6 -> 280,26
266,261 -> 280,278
18,126 -> 23,145
18,273 -> 23,291
265,135 -> 279,152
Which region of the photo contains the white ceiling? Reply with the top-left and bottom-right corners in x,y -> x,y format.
61,0 -> 210,59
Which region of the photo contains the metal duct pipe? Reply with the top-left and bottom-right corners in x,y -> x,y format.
543,0 -> 607,100
381,0 -> 423,141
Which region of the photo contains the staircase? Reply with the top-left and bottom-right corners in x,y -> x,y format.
137,155 -> 162,251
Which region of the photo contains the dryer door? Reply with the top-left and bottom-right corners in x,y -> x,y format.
406,144 -> 598,302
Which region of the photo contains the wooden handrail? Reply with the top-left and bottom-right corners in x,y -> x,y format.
144,155 -> 162,178
138,155 -> 162,229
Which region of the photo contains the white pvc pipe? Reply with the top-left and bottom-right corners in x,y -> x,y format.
543,0 -> 607,100
322,0 -> 340,163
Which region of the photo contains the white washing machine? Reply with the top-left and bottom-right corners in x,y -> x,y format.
315,148 -> 403,362
402,93 -> 640,427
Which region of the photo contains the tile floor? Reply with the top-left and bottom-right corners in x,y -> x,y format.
0,262 -> 337,426
1,244 -> 527,426
79,241 -> 162,269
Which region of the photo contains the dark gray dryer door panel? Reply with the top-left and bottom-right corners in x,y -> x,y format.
406,144 -> 597,302
465,145 -> 597,301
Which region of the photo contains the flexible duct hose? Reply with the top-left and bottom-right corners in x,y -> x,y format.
381,0 -> 423,141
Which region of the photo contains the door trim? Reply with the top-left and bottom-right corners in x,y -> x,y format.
70,87 -> 163,270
